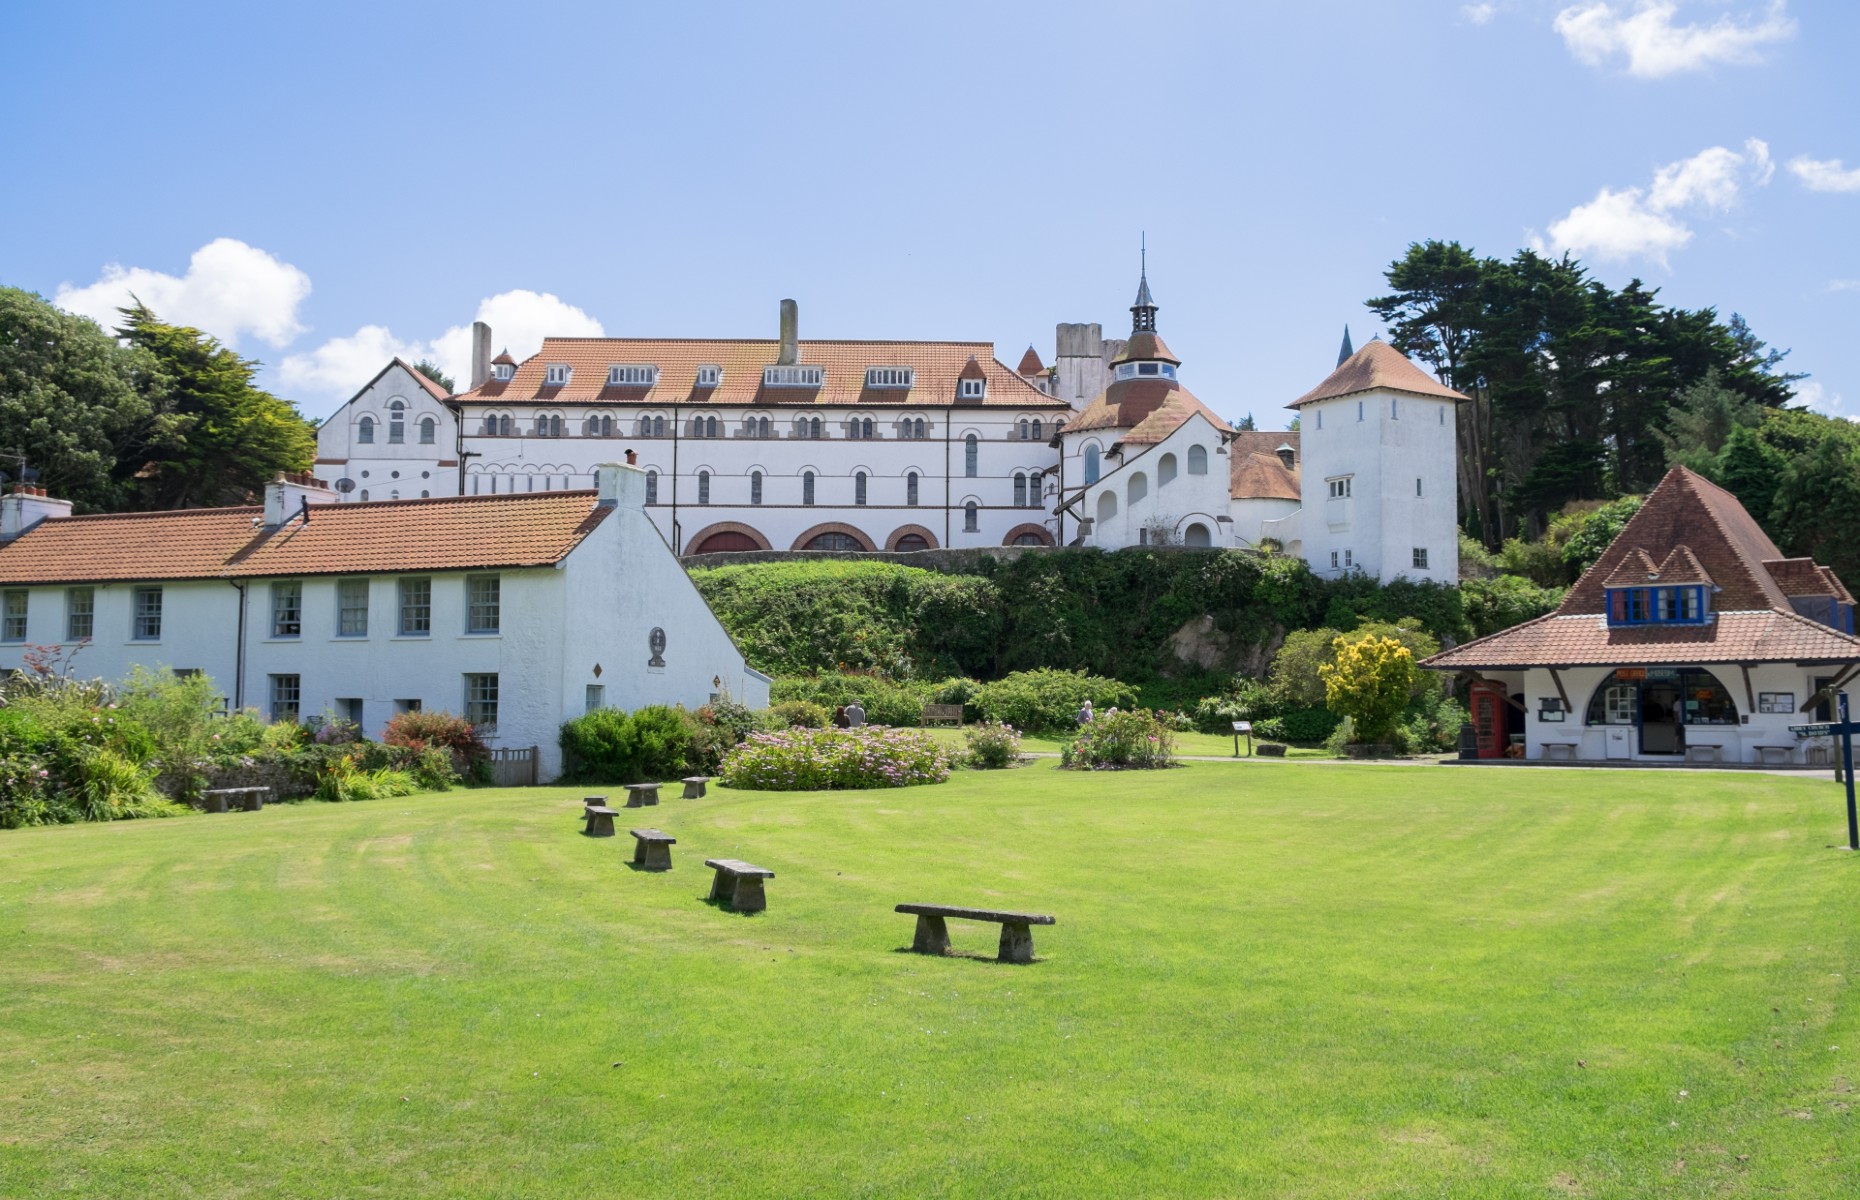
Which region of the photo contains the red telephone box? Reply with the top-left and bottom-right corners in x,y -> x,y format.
1469,680 -> 1509,759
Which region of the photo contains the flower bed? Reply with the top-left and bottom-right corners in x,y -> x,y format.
719,726 -> 950,791
1060,709 -> 1180,770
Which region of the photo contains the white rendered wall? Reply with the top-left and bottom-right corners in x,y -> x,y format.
1297,389 -> 1459,584
1068,415 -> 1234,548
0,580 -> 242,696
313,363 -> 461,501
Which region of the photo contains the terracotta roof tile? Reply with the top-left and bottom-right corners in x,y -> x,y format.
1600,548 -> 1661,589
397,357 -> 452,400
1229,452 -> 1300,501
1016,346 -> 1045,375
1287,340 -> 1467,409
1653,546 -> 1714,586
455,338 -> 1064,410
0,492 -> 611,585
1423,610 -> 1860,670
1110,331 -> 1179,366
1764,557 -> 1833,596
1067,379 -> 1233,442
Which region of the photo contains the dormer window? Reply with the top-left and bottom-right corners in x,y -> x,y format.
696,365 -> 722,387
1607,585 -> 1710,626
493,362 -> 515,382
544,364 -> 571,386
958,378 -> 985,400
866,367 -> 914,388
607,364 -> 658,386
764,365 -> 824,387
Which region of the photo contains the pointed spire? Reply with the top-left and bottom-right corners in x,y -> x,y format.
1336,325 -> 1354,367
1130,235 -> 1157,333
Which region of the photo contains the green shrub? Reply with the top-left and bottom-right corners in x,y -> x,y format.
558,705 -> 700,782
719,727 -> 950,790
1192,694 -> 1249,734
73,747 -> 174,820
1461,575 -> 1565,639
962,721 -> 1022,769
1400,694 -> 1467,755
1252,707 -> 1339,744
770,673 -> 963,727
687,696 -> 760,773
973,669 -> 1137,733
766,700 -> 832,729
382,709 -> 488,769
314,754 -> 420,803
1060,709 -> 1178,770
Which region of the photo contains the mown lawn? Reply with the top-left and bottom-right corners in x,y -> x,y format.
2,763 -> 1857,1198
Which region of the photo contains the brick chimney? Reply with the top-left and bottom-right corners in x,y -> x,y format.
0,485 -> 73,540
263,471 -> 337,529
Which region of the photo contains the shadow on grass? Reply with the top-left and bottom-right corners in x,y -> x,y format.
697,895 -> 765,916
888,946 -> 1039,965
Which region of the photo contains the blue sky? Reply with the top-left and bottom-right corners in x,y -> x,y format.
3,1 -> 1856,429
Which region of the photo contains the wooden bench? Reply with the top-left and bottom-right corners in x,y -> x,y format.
1541,742 -> 1579,761
920,704 -> 964,727
895,903 -> 1057,964
202,787 -> 269,813
624,783 -> 662,808
705,858 -> 774,913
583,806 -> 619,838
681,776 -> 710,799
1753,744 -> 1795,765
629,828 -> 675,871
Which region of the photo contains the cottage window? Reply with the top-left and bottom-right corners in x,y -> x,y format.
132,586 -> 163,641
585,684 -> 606,713
357,416 -> 375,444
398,577 -> 431,636
1412,548 -> 1429,570
465,673 -> 499,731
1,590 -> 25,642
467,575 -> 501,634
269,674 -> 301,723
388,400 -> 405,443
271,581 -> 302,638
66,587 -> 94,642
337,579 -> 369,636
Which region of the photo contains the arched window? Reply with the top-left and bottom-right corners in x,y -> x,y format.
360,489 -> 369,501
810,417 -> 823,439
1096,491 -> 1118,523
1184,523 -> 1212,548
419,416 -> 436,445
1158,453 -> 1178,486
855,471 -> 868,505
750,471 -> 763,505
964,501 -> 979,532
916,418 -> 927,439
1084,445 -> 1100,484
896,533 -> 930,551
697,470 -> 710,505
1129,472 -> 1148,504
1584,668 -> 1739,729
1028,470 -> 1042,506
1011,532 -> 1047,546
358,416 -> 375,444
803,471 -> 816,505
1187,444 -> 1208,475
805,532 -> 863,552
1013,472 -> 1027,507
644,470 -> 658,506
706,415 -> 718,438
964,434 -> 978,477
388,400 -> 405,444
650,415 -> 664,437
1018,419 -> 1030,440
1031,419 -> 1043,441
758,416 -> 771,438
906,471 -> 919,506
500,415 -> 514,437
862,418 -> 874,439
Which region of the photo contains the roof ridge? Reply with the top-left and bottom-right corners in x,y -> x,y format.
44,505 -> 263,523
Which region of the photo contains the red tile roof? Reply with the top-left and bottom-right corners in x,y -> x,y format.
1016,346 -> 1045,375
1110,331 -> 1179,366
1764,557 -> 1833,596
398,357 -> 452,401
1425,610 -> 1860,670
1067,379 -> 1233,443
0,492 -> 612,585
1287,340 -> 1467,409
1229,452 -> 1300,502
456,338 -> 1064,410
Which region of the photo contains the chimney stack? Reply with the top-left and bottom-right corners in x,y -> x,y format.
263,471 -> 336,529
471,321 -> 493,390
777,298 -> 798,366
596,462 -> 647,508
0,484 -> 73,541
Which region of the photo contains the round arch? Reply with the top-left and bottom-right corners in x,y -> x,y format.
1001,523 -> 1054,547
885,524 -> 941,551
682,521 -> 772,556
790,522 -> 877,552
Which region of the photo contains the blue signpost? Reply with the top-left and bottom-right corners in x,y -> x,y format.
1790,691 -> 1860,851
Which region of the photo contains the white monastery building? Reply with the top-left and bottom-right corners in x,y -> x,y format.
313,269 -> 1466,584
0,469 -> 769,779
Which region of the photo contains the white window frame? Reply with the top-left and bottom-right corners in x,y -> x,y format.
696,365 -> 723,387
1327,476 -> 1353,499
958,378 -> 985,400
764,365 -> 824,387
398,577 -> 432,636
466,574 -> 501,634
544,364 -> 571,386
607,364 -> 658,386
865,366 -> 914,388
269,673 -> 301,723
465,673 -> 499,731
66,587 -> 94,642
132,586 -> 163,641
271,581 -> 303,638
1,590 -> 25,642
337,579 -> 369,637
1413,548 -> 1429,570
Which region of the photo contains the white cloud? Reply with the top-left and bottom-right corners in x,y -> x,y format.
1788,156 -> 1860,193
1533,139 -> 1772,265
1553,1 -> 1796,78
1830,279 -> 1860,292
1795,381 -> 1852,420
276,289 -> 604,408
1462,3 -> 1497,25
54,237 -> 311,348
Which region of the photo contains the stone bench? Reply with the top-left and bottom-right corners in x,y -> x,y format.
920,704 -> 964,727
1753,744 -> 1795,765
624,783 -> 662,808
1685,745 -> 1722,764
583,806 -> 619,838
895,903 -> 1056,964
1255,744 -> 1286,758
681,776 -> 710,799
202,787 -> 269,813
580,796 -> 608,832
705,858 -> 774,913
1541,742 -> 1579,762
629,827 -> 675,871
